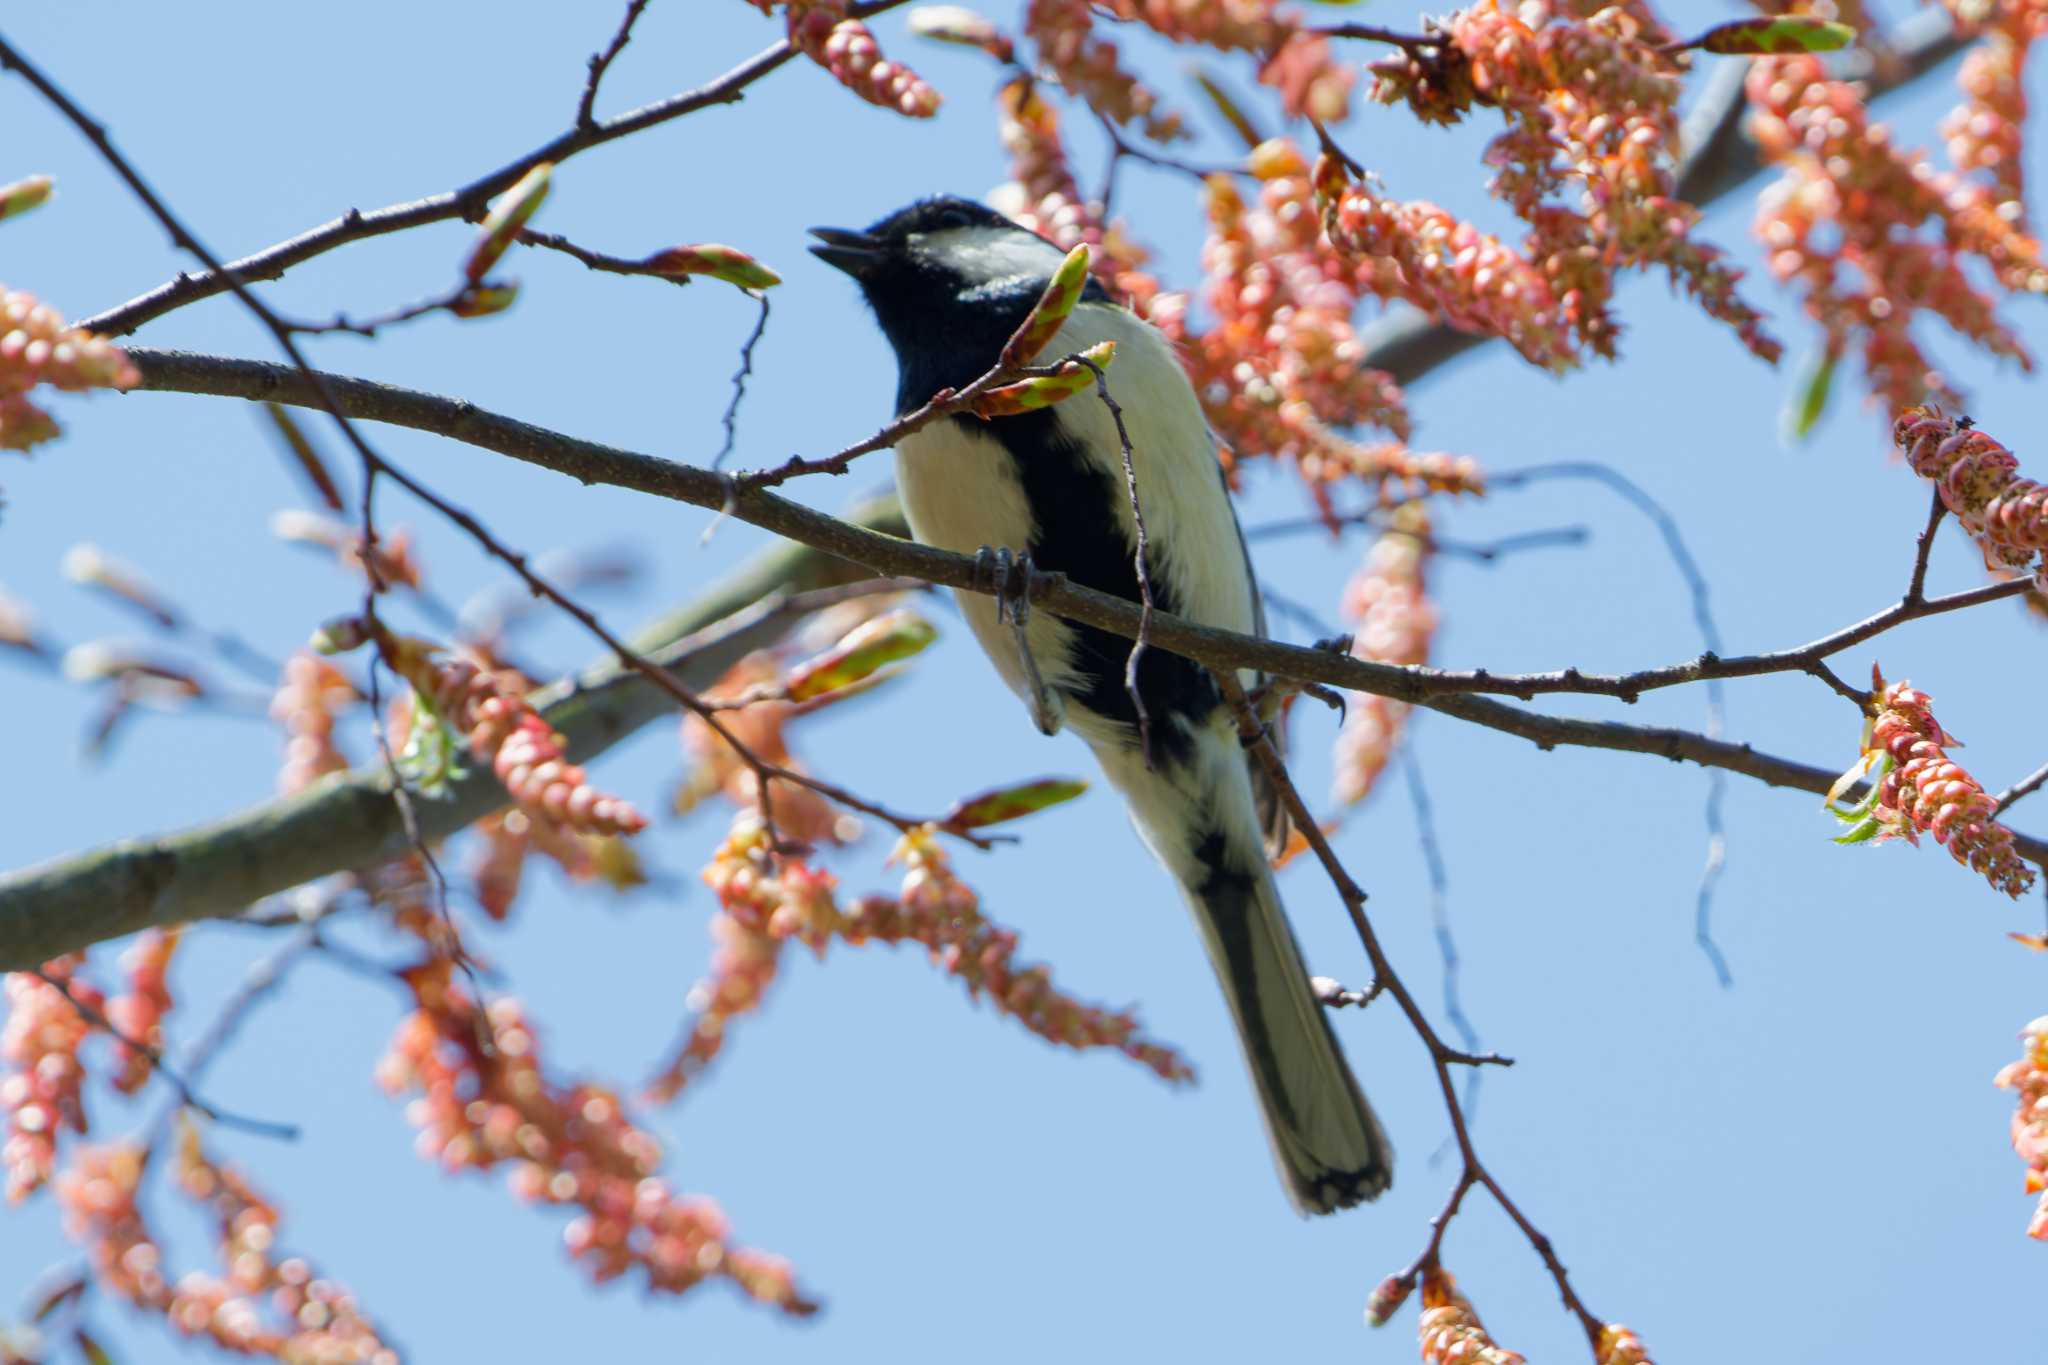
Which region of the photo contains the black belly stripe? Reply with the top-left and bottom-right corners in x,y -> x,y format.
891,280 -> 1221,766
962,406 -> 1220,766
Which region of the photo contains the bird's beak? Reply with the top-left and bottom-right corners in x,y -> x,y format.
808,225 -> 885,278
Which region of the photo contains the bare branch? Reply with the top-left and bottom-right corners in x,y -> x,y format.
713,291 -> 772,470
123,348 -> 2036,711
1996,760 -> 2048,816
73,0 -> 915,338
578,0 -> 654,129
109,347 -> 2048,837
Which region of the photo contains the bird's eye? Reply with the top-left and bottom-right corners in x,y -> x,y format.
935,206 -> 973,230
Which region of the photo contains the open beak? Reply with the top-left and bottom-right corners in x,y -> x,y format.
808,225 -> 885,278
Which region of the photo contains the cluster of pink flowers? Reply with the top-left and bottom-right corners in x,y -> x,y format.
270,652 -> 360,795
1417,1267 -> 1525,1365
989,78 -> 1155,294
376,959 -> 816,1313
376,629 -> 647,838
0,285 -> 138,452
1359,1 -> 1771,367
644,818 -> 816,1103
1008,0 -> 1350,128
773,0 -> 940,117
106,929 -> 179,1095
1315,153 -> 1578,372
1833,667 -> 2034,897
1942,0 -> 2037,222
652,817 -> 1194,1101
1893,406 -> 2048,581
467,806 -> 643,924
1144,142 -> 1481,520
2,956 -> 96,1202
169,1123 -> 395,1362
1993,1012 -> 2048,1238
1749,55 -> 2046,411
55,1133 -> 396,1362
1026,0 -> 1186,141
1332,505 -> 1437,807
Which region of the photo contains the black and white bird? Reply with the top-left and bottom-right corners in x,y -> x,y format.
811,196 -> 1392,1214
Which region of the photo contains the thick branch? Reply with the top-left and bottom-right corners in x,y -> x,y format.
0,500 -> 906,970
1356,7 -> 1970,385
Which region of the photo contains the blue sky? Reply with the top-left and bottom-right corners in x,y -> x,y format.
2,2 -> 2045,1361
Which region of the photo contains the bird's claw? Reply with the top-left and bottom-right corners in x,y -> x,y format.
973,545 -> 1062,736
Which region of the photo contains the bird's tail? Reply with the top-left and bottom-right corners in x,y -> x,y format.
1098,724 -> 1392,1214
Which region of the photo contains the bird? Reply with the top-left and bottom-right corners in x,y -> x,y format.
810,195 -> 1392,1214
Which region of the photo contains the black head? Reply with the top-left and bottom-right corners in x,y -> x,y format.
809,195 -> 1078,363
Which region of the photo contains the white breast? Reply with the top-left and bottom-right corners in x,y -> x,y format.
892,301 -> 1260,743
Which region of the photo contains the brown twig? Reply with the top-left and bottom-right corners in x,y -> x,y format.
274,285 -> 478,338
713,291 -> 772,470
1071,351 -> 1158,764
1216,670 -> 1593,1347
1094,108 -> 1250,209
513,227 -> 695,284
1313,22 -> 1440,52
1995,760 -> 2048,816
578,0 -> 653,128
141,921 -> 322,1150
1905,484 -> 1948,606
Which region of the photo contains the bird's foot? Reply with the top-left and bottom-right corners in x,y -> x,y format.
972,545 -> 1062,736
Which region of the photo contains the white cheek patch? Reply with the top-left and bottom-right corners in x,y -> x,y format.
917,224 -> 1065,290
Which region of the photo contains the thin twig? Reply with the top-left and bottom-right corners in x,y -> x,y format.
1243,507 -> 1590,564
1218,672 -> 1589,1343
713,291 -> 772,470
1905,485 -> 1948,606
1071,351 -> 1158,764
514,227 -> 695,284
75,0 -> 918,337
1995,760 -> 2048,816
1313,22 -> 1440,51
1400,744 -> 1485,1120
31,965 -> 298,1141
141,923 -> 321,1150
578,0 -> 653,128
275,286 -> 475,338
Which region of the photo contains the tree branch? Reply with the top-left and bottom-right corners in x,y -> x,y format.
119,348 -> 2034,708
0,502 -> 906,970
72,0 -> 914,338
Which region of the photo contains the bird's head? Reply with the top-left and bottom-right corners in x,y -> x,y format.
809,196 -> 1074,351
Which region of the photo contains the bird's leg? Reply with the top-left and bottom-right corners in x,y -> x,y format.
973,545 -> 1062,736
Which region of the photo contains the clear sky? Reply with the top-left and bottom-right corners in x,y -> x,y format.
2,3 -> 2044,1362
